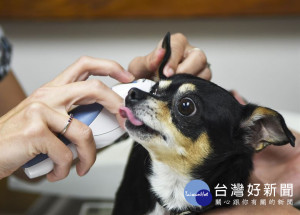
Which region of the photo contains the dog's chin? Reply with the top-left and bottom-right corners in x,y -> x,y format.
125,120 -> 161,141
125,120 -> 160,135
120,106 -> 164,141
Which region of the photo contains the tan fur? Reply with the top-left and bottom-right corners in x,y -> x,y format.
243,107 -> 282,151
242,107 -> 277,128
253,107 -> 276,117
145,100 -> 211,176
178,83 -> 196,94
158,80 -> 172,90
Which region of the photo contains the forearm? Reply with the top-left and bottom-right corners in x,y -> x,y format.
0,71 -> 26,116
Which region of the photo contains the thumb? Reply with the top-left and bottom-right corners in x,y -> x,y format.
128,48 -> 166,79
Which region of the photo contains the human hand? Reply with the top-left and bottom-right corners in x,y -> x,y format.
128,33 -> 211,80
0,56 -> 134,181
253,131 -> 300,201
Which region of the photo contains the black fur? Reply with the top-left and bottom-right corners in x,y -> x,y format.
113,33 -> 295,215
113,75 -> 295,215
112,143 -> 156,215
158,32 -> 171,80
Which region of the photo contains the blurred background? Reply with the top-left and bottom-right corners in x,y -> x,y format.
2,19 -> 300,112
0,0 -> 300,214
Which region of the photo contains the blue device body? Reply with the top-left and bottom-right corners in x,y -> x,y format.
23,103 -> 103,168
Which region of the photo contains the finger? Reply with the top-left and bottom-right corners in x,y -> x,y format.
162,33 -> 190,77
63,118 -> 96,176
128,48 -> 166,79
198,67 -> 212,81
53,79 -> 123,115
30,102 -> 96,178
48,56 -> 134,87
44,109 -> 96,177
44,132 -> 73,182
162,45 -> 185,77
230,90 -> 247,105
24,103 -> 74,181
176,49 -> 209,77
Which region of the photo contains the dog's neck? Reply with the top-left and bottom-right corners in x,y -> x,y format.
149,159 -> 199,212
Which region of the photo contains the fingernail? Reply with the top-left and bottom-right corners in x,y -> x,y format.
124,70 -> 135,82
80,168 -> 90,176
164,67 -> 174,77
163,65 -> 169,76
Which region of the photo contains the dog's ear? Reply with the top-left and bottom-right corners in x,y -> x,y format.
157,32 -> 171,80
241,104 -> 295,151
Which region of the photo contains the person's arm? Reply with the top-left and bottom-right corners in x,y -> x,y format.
0,56 -> 134,181
0,70 -> 26,116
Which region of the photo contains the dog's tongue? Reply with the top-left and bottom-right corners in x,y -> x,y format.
119,107 -> 143,126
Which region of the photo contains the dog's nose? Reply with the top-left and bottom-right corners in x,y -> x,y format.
126,88 -> 148,104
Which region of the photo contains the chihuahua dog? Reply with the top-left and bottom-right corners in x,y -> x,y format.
113,33 -> 295,215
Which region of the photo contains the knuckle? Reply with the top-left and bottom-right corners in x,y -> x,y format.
22,102 -> 48,139
80,125 -> 94,143
23,122 -> 45,140
105,60 -> 123,75
191,50 -> 207,67
88,79 -> 105,92
199,51 -> 207,64
55,169 -> 69,181
173,33 -> 188,44
30,87 -> 50,100
77,56 -> 92,68
25,101 -> 45,112
62,150 -> 74,164
107,59 -> 120,68
24,102 -> 46,119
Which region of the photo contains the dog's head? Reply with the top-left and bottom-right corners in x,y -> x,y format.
120,74 -> 295,178
118,33 -> 295,211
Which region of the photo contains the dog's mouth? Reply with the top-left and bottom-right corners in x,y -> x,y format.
119,106 -> 160,136
119,106 -> 143,126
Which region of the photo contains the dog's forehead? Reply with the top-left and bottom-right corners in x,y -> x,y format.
158,80 -> 196,93
158,80 -> 172,90
157,75 -> 214,95
156,75 -> 242,123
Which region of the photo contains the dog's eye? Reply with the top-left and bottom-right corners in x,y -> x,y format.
177,97 -> 196,116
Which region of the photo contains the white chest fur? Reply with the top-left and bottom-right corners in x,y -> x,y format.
148,160 -> 192,212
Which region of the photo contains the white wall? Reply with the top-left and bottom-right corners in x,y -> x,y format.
2,18 -> 300,112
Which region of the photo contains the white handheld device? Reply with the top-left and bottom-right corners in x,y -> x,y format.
23,79 -> 155,179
